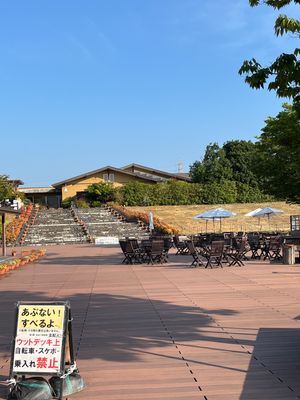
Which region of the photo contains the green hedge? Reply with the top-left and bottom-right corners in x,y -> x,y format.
116,180 -> 272,206
62,181 -> 273,208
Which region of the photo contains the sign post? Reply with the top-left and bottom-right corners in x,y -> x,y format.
9,301 -> 76,400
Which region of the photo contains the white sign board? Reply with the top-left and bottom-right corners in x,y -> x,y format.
12,304 -> 66,374
95,236 -> 119,245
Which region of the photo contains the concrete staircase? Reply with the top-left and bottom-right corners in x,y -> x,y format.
21,207 -> 148,246
22,209 -> 88,246
76,207 -> 148,239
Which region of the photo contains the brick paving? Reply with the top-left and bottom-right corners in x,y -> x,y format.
0,245 -> 300,399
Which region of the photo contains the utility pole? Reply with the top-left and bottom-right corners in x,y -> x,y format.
177,162 -> 184,173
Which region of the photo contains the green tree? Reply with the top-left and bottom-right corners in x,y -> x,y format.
239,0 -> 300,102
86,182 -> 115,204
190,143 -> 233,183
0,175 -> 19,202
255,103 -> 300,202
223,140 -> 258,186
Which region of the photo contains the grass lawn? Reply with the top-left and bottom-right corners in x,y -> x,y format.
129,202 -> 300,234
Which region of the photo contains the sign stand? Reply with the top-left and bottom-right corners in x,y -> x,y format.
8,301 -> 79,400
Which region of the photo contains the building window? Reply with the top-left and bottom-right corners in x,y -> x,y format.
103,173 -> 114,182
108,173 -> 114,182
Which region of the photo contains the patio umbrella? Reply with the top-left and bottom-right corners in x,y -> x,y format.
245,208 -> 263,230
149,211 -> 154,233
245,208 -> 262,217
193,207 -> 236,232
250,207 -> 283,230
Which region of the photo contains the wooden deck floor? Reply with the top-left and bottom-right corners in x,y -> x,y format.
1,245 -> 300,399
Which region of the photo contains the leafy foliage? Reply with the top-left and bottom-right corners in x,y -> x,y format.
239,0 -> 300,102
190,143 -> 233,183
62,196 -> 94,208
61,196 -> 75,209
0,175 -> 19,202
254,103 -> 300,202
86,182 -> 115,204
223,140 -> 258,186
235,182 -> 273,203
76,199 -> 90,208
190,140 -> 259,186
115,180 -> 270,206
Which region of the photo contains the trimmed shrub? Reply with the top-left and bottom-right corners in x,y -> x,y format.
91,200 -> 102,207
61,196 -> 75,209
201,181 -> 238,204
86,182 -> 115,203
115,180 -> 268,206
109,203 -> 179,235
75,199 -> 89,208
236,182 -> 273,203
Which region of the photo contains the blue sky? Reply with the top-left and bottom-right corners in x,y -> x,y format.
0,0 -> 298,186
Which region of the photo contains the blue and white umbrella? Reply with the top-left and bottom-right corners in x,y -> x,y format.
245,208 -> 262,217
249,207 -> 283,230
193,207 -> 236,232
251,207 -> 283,218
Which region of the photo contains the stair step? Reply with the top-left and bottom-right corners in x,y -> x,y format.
23,207 -> 148,245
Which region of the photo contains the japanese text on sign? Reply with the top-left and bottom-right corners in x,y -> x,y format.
13,305 -> 65,374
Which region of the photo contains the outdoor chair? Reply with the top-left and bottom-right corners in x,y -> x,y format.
119,240 -> 130,264
224,235 -> 233,248
228,238 -> 248,266
231,236 -> 249,260
263,237 -> 283,261
119,239 -> 141,264
186,240 -> 205,267
128,238 -> 139,249
248,235 -> 262,259
203,241 -> 225,268
163,237 -> 173,261
173,235 -> 188,255
146,240 -> 165,265
140,239 -> 152,261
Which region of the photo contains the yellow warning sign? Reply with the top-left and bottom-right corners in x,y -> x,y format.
17,305 -> 65,330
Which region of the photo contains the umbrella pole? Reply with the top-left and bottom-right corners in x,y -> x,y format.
219,218 -> 221,232
206,220 -> 208,233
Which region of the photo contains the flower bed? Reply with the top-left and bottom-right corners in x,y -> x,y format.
0,249 -> 46,276
6,204 -> 33,243
108,203 -> 179,235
